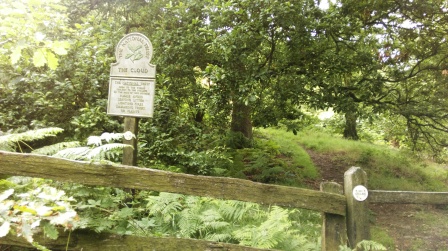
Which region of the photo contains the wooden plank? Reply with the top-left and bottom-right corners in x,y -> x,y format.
370,190 -> 448,205
0,230 -> 275,251
320,182 -> 347,251
344,167 -> 370,248
0,151 -> 346,215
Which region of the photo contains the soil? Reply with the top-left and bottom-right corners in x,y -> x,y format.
305,148 -> 448,251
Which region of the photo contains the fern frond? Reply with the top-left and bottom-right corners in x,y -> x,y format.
32,141 -> 81,155
355,240 -> 387,251
218,200 -> 260,222
200,209 -> 229,231
146,192 -> 184,218
87,132 -> 125,146
53,147 -> 91,160
53,143 -> 130,161
0,127 -> 63,151
86,143 -> 130,160
101,132 -> 125,143
205,233 -> 232,242
87,136 -> 103,146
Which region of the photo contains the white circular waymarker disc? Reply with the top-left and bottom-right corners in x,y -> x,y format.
123,131 -> 134,141
352,185 -> 368,202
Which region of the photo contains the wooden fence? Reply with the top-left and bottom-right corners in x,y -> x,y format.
0,150 -> 447,250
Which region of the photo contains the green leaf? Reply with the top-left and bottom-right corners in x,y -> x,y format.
10,47 -> 23,65
51,41 -> 69,55
32,49 -> 47,67
14,205 -> 38,215
135,217 -> 156,228
45,51 -> 58,70
46,51 -> 58,70
42,221 -> 59,240
117,207 -> 134,218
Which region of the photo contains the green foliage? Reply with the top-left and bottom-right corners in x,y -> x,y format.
2,0 -> 448,248
71,102 -> 122,140
137,87 -> 233,175
0,127 -> 64,152
32,141 -> 81,156
0,2 -> 122,137
0,178 -> 78,245
53,132 -> 130,161
0,128 -> 324,250
140,192 -> 321,250
224,129 -> 318,186
0,0 -> 70,70
224,131 -> 253,149
371,226 -> 395,250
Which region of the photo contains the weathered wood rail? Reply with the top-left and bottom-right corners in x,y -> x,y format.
0,151 -> 347,250
369,190 -> 448,204
0,151 -> 345,215
1,229 -> 272,251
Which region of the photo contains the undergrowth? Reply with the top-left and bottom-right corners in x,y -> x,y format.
224,129 -> 318,187
2,126 -> 447,250
0,128 -> 323,250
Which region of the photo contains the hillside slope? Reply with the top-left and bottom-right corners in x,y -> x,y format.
258,128 -> 448,250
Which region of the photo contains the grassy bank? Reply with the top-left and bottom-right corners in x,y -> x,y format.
255,127 -> 448,191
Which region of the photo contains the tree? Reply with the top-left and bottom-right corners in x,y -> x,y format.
0,0 -> 70,131
347,0 -> 448,152
192,0 -> 325,141
116,0 -> 327,145
308,0 -> 448,149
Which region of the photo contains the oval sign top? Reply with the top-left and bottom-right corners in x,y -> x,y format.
110,32 -> 155,78
116,32 -> 153,63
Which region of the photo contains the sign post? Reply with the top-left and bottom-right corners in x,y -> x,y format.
107,32 -> 156,166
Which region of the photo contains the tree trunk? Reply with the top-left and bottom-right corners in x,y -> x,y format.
231,100 -> 253,140
343,111 -> 359,140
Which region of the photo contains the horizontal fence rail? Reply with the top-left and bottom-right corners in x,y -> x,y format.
0,151 -> 346,215
1,229 -> 273,251
370,190 -> 448,204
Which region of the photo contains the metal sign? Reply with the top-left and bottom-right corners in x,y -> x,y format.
352,185 -> 369,202
107,33 -> 156,117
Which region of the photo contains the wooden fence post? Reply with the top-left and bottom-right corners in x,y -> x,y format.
123,117 -> 139,166
321,182 -> 347,251
344,166 -> 370,248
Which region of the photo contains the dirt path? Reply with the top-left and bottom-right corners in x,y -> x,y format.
372,204 -> 448,251
305,148 -> 448,251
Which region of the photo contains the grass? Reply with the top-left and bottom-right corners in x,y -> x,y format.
236,127 -> 448,191
254,128 -> 319,180
371,226 -> 395,250
224,128 -> 318,187
293,128 -> 448,191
